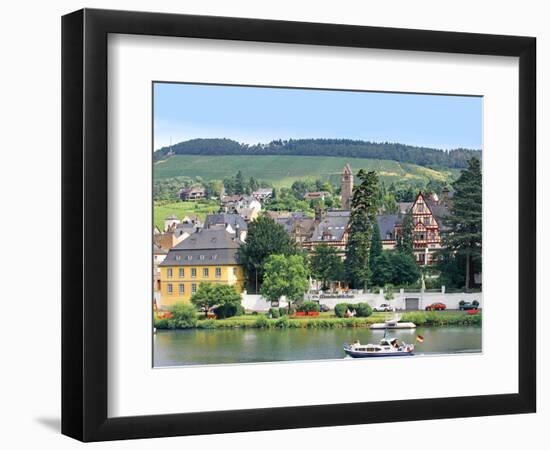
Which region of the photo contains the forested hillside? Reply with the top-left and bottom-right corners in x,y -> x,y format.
154,138 -> 480,169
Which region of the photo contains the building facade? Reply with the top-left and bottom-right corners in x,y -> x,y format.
158,227 -> 246,307
179,186 -> 206,201
295,165 -> 449,266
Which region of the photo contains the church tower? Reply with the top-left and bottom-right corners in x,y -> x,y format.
341,163 -> 353,210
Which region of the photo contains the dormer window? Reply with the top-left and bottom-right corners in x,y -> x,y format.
175,255 -> 181,261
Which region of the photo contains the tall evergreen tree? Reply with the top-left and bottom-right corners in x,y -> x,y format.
399,210 -> 414,255
235,170 -> 246,194
344,170 -> 379,289
441,157 -> 482,288
369,221 -> 383,275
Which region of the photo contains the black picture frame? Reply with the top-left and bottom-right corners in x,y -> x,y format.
62,8 -> 536,442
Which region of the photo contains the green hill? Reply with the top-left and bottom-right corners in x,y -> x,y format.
154,155 -> 458,188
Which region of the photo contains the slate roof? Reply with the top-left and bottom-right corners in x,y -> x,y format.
159,228 -> 242,267
205,213 -> 248,231
397,202 -> 413,214
310,211 -> 349,242
426,200 -> 450,229
377,214 -> 399,240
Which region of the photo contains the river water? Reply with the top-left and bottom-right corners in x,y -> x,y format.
154,326 -> 482,367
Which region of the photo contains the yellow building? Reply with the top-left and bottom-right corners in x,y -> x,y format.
159,227 -> 246,307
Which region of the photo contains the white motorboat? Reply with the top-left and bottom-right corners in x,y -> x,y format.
369,313 -> 416,330
343,338 -> 414,358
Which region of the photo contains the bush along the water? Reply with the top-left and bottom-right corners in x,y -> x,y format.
155,304 -> 197,329
296,301 -> 321,313
334,303 -> 350,318
354,303 -> 373,317
268,307 -> 281,318
196,318 -> 218,329
334,302 -> 373,318
213,303 -> 244,319
401,311 -> 482,326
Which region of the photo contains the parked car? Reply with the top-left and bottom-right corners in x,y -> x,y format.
373,304 -> 395,312
425,302 -> 446,311
320,304 -> 330,312
459,300 -> 480,311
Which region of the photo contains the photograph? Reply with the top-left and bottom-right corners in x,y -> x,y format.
152,82 -> 483,367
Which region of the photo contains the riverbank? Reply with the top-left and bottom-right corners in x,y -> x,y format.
155,310 -> 482,330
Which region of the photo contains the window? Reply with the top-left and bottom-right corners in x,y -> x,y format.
178,283 -> 184,294
215,267 -> 222,278
200,255 -> 205,260
191,284 -> 197,294
233,267 -> 238,277
175,255 -> 181,261
167,283 -> 173,294
203,268 -> 209,278
191,268 -> 197,278
179,268 -> 184,278
167,268 -> 173,278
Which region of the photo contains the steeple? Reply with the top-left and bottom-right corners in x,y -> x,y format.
341,163 -> 353,210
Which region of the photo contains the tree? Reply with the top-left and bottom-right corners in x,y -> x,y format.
441,157 -> 482,288
390,251 -> 420,285
190,283 -> 218,318
235,170 -> 246,194
261,254 -> 310,312
370,251 -> 394,287
369,221 -> 383,275
211,284 -> 243,318
248,176 -> 260,193
397,210 -> 414,255
190,283 -> 242,318
205,180 -> 224,199
237,215 -> 297,292
310,244 -> 345,289
371,251 -> 420,287
345,170 -> 379,288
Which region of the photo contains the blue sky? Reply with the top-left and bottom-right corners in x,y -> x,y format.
154,83 -> 482,151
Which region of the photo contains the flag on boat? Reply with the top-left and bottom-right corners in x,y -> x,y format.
416,335 -> 424,343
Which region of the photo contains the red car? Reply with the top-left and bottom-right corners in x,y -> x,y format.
425,302 -> 446,311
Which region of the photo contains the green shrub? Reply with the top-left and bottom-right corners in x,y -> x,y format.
213,303 -> 244,319
472,300 -> 480,307
269,307 -> 281,318
274,316 -> 290,328
335,303 -> 350,318
154,318 -> 175,329
279,307 -> 288,316
171,304 -> 198,328
334,303 -> 371,317
196,318 -> 217,329
255,315 -> 271,328
297,301 -> 321,313
354,303 -> 373,317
